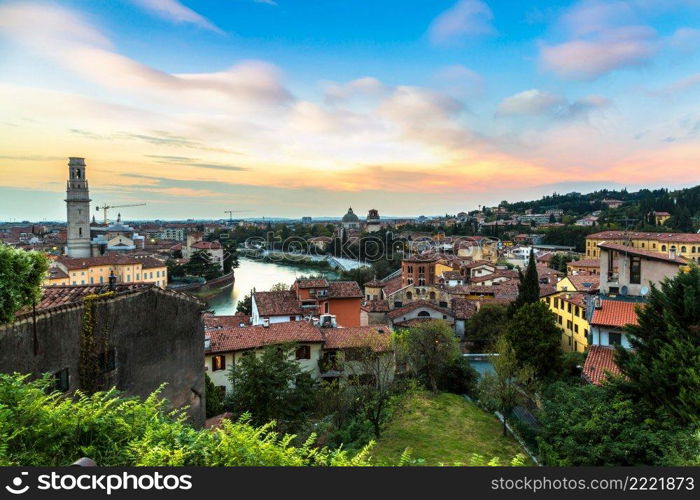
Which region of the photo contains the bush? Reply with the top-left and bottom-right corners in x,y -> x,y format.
437,356 -> 478,396
0,373 -> 371,466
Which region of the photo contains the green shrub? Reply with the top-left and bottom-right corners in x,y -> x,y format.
0,373 -> 371,466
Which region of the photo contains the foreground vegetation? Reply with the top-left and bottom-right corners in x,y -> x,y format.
371,391 -> 527,466
0,374 -> 370,466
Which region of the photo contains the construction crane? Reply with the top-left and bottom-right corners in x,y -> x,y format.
95,203 -> 146,224
224,210 -> 250,224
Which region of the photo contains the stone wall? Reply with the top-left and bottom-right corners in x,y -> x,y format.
0,288 -> 205,426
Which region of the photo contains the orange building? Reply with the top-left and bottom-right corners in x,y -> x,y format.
252,278 -> 363,327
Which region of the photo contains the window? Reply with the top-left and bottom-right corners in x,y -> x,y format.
417,311 -> 431,317
98,349 -> 116,373
295,345 -> 311,360
344,347 -> 363,361
681,246 -> 687,253
394,301 -> 402,308
608,332 -> 622,346
289,316 -> 297,321
567,320 -> 572,330
136,274 -> 140,280
439,301 -> 448,308
212,355 -> 226,371
567,303 -> 572,313
406,291 -> 413,300
661,245 -> 667,251
574,324 -> 579,333
324,302 -> 330,313
53,368 -> 70,393
630,256 -> 641,285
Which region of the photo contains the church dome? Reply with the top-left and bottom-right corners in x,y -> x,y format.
342,207 -> 359,222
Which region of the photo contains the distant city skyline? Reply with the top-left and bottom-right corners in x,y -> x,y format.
2,0 -> 700,220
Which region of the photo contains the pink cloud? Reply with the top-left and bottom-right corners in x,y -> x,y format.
540,26 -> 658,80
428,0 -> 495,45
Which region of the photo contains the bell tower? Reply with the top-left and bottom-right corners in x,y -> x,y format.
65,157 -> 92,257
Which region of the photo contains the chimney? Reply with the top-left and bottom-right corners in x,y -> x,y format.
262,318 -> 270,328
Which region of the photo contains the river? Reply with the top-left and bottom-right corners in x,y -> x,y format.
206,257 -> 340,315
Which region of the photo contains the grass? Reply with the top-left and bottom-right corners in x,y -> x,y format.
371,391 -> 530,466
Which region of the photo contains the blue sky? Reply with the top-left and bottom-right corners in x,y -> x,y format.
1,0 -> 700,220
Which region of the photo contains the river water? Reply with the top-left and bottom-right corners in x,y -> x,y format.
207,257 -> 340,315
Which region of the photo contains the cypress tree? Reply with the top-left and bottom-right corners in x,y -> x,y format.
509,251 -> 540,316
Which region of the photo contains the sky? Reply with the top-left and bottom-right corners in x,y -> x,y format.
1,0 -> 700,221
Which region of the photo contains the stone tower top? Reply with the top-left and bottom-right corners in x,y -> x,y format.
67,157 -> 89,194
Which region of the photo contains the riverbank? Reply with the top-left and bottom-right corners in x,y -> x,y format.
169,271 -> 235,300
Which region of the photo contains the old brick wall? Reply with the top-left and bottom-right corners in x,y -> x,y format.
0,288 -> 205,426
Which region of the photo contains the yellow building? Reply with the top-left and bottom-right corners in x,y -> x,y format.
650,211 -> 671,226
585,230 -> 700,261
542,291 -> 590,353
45,255 -> 168,288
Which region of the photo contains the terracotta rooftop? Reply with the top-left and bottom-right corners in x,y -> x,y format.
361,299 -> 390,312
591,299 -> 641,328
569,259 -> 599,268
597,242 -> 689,265
382,276 -> 405,296
587,230 -> 700,244
329,280 -> 363,299
451,298 -> 478,320
321,326 -> 392,351
583,345 -> 623,386
203,313 -> 250,330
137,256 -> 167,269
191,241 -> 222,250
47,267 -> 69,280
253,290 -> 303,317
295,278 -> 329,289
205,321 -> 324,354
55,255 -> 142,270
563,274 -> 600,292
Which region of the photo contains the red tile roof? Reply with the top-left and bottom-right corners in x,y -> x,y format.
191,241 -> 222,250
564,274 -> 600,292
295,278 -> 329,289
569,259 -> 599,268
253,291 -> 302,316
591,299 -> 641,328
328,280 -> 363,299
205,321 -> 324,353
321,326 -> 392,351
55,255 -> 141,270
451,298 -> 478,320
361,300 -> 390,312
381,276 -> 404,296
597,242 -> 689,265
203,313 -> 250,330
587,230 -> 700,244
583,345 -> 622,385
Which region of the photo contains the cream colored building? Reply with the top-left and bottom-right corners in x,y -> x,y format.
45,255 -> 168,288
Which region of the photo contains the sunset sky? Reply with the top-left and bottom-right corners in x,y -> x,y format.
1,0 -> 700,221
